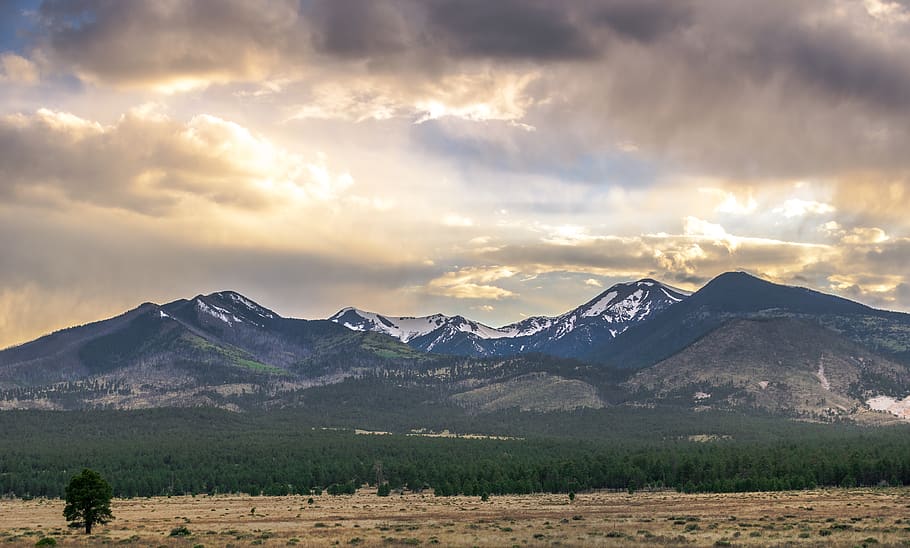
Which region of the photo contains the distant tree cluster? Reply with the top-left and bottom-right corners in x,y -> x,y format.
2,407 -> 910,499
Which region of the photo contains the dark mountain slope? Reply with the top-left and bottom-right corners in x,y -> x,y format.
0,304 -> 155,386
0,291 -> 428,409
591,272 -> 910,369
626,318 -> 910,422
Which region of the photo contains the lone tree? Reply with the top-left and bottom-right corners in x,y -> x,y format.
63,468 -> 114,534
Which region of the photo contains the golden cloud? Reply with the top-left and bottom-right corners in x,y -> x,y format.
0,106 -> 354,214
425,266 -> 518,299
0,52 -> 39,84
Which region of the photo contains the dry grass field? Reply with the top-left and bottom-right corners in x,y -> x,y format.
2,488 -> 910,547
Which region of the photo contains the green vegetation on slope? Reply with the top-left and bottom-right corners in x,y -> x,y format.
180,334 -> 283,374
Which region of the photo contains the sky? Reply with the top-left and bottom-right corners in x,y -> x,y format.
2,0 -> 910,348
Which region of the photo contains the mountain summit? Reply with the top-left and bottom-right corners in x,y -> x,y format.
330,279 -> 689,358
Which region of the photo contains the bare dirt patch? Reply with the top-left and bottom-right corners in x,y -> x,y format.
2,488 -> 909,546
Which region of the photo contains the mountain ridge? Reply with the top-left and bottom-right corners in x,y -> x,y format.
590,271 -> 910,369
3,272 -> 910,423
330,278 -> 689,357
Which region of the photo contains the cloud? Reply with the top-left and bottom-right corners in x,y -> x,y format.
288,70 -> 539,126
425,266 -> 517,299
0,106 -> 353,213
0,52 -> 38,83
841,226 -> 890,244
16,0 -> 910,179
699,188 -> 758,215
422,0 -> 598,61
774,198 -> 836,218
540,225 -> 605,246
584,278 -> 603,287
864,0 -> 910,22
35,0 -> 298,90
442,214 -> 474,228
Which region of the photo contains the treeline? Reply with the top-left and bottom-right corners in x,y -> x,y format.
2,408 -> 910,498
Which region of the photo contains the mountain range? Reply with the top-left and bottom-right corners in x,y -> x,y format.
329,279 -> 688,357
2,271 -> 910,423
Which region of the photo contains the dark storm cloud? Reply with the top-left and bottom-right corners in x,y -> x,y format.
791,35 -> 910,109
591,0 -> 693,42
423,0 -> 598,60
27,0 -> 910,111
306,0 -> 412,59
739,10 -> 910,110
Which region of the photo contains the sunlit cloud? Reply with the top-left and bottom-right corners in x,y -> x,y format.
425,266 -> 517,300
841,227 -> 890,245
863,0 -> 910,22
699,188 -> 758,215
774,199 -> 836,218
0,52 -> 39,84
0,107 -> 354,213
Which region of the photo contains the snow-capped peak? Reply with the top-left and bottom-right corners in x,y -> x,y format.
213,291 -> 277,319
330,278 -> 689,353
329,307 -> 514,343
495,278 -> 688,342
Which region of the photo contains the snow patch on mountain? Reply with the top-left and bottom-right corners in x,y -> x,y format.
581,291 -> 618,318
499,316 -> 556,337
195,298 -> 244,326
330,308 -> 511,343
216,291 -> 276,319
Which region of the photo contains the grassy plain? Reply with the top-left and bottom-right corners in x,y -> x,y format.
2,488 -> 909,546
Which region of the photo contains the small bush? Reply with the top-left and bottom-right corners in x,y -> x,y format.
169,526 -> 192,537
35,538 -> 57,547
